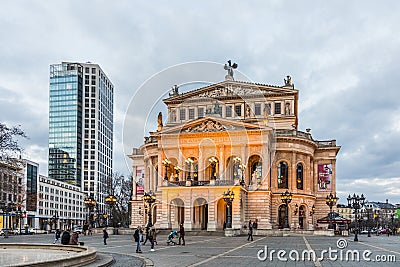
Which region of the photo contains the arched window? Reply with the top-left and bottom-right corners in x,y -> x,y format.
296,163 -> 303,190
278,162 -> 288,189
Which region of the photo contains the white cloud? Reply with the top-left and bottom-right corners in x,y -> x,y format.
1,0 -> 399,203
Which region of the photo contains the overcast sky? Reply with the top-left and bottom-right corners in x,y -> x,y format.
1,1 -> 399,204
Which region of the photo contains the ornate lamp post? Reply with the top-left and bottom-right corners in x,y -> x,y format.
143,191 -> 156,227
185,158 -> 194,180
162,159 -> 171,181
51,211 -> 59,231
84,196 -> 96,228
174,166 -> 182,182
326,193 -> 339,230
105,195 -> 117,227
238,163 -> 246,186
281,190 -> 292,229
209,157 -> 218,180
347,193 -> 365,242
223,189 -> 235,229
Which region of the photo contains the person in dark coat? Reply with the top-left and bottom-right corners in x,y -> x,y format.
247,220 -> 254,241
53,229 -> 61,244
178,223 -> 185,245
133,226 -> 143,253
61,230 -> 71,245
103,229 -> 109,245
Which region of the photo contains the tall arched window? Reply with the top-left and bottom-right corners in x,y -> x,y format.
278,162 -> 288,189
296,163 -> 303,190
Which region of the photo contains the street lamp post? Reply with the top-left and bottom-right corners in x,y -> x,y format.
281,190 -> 292,229
143,191 -> 156,227
51,211 -> 59,231
84,196 -> 96,228
223,189 -> 235,229
105,195 -> 117,227
326,193 -> 339,230
347,193 -> 365,242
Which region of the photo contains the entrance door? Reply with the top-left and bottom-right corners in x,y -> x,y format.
299,205 -> 305,229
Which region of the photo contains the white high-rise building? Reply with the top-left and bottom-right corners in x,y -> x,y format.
49,62 -> 114,213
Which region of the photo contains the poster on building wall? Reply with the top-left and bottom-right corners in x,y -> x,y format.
318,164 -> 332,191
136,169 -> 144,195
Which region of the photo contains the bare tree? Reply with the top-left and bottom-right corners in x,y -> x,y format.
0,122 -> 27,155
106,172 -> 132,227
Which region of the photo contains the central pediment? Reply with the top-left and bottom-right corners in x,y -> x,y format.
157,116 -> 271,135
164,80 -> 297,104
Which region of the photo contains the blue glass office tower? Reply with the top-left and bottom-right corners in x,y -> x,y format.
49,63 -> 83,186
49,62 -> 113,210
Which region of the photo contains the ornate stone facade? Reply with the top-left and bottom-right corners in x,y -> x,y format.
129,76 -> 340,232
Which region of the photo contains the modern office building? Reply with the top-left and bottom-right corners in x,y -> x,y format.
129,64 -> 340,232
49,62 -> 114,212
37,175 -> 86,230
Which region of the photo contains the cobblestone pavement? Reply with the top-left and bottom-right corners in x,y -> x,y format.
1,232 -> 399,266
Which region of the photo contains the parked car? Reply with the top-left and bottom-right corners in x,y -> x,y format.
73,226 -> 83,234
378,228 -> 392,235
0,229 -> 18,235
27,228 -> 46,234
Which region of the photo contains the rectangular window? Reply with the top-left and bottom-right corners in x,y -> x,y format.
275,103 -> 281,115
189,109 -> 195,120
226,106 -> 232,117
180,109 -> 186,120
235,105 -> 242,116
255,103 -> 261,116
198,107 -> 204,118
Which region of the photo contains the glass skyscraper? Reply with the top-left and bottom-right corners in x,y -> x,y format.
49,62 -> 113,210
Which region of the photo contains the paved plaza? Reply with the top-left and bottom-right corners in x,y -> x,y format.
0,232 -> 399,266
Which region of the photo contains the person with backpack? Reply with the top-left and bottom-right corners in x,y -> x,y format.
61,230 -> 71,245
103,229 -> 109,245
133,226 -> 143,253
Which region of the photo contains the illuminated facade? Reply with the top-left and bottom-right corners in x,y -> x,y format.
129,70 -> 340,232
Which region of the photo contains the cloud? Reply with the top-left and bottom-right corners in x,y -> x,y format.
0,0 -> 399,204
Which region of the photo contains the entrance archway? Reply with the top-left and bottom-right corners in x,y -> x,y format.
278,204 -> 288,229
170,198 -> 184,229
217,198 -> 226,230
193,198 -> 208,230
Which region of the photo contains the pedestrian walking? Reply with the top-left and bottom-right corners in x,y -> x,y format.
247,220 -> 253,241
148,226 -> 156,251
103,229 -> 109,245
142,226 -> 149,245
133,226 -> 143,253
178,223 -> 185,245
53,229 -> 61,244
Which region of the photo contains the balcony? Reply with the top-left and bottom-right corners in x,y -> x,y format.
166,179 -> 234,187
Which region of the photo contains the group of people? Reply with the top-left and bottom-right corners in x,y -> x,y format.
53,229 -> 83,245
134,225 -> 157,253
134,223 -> 186,253
247,219 -> 258,241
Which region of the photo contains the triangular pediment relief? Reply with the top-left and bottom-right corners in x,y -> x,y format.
164,80 -> 297,103
158,117 -> 271,135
